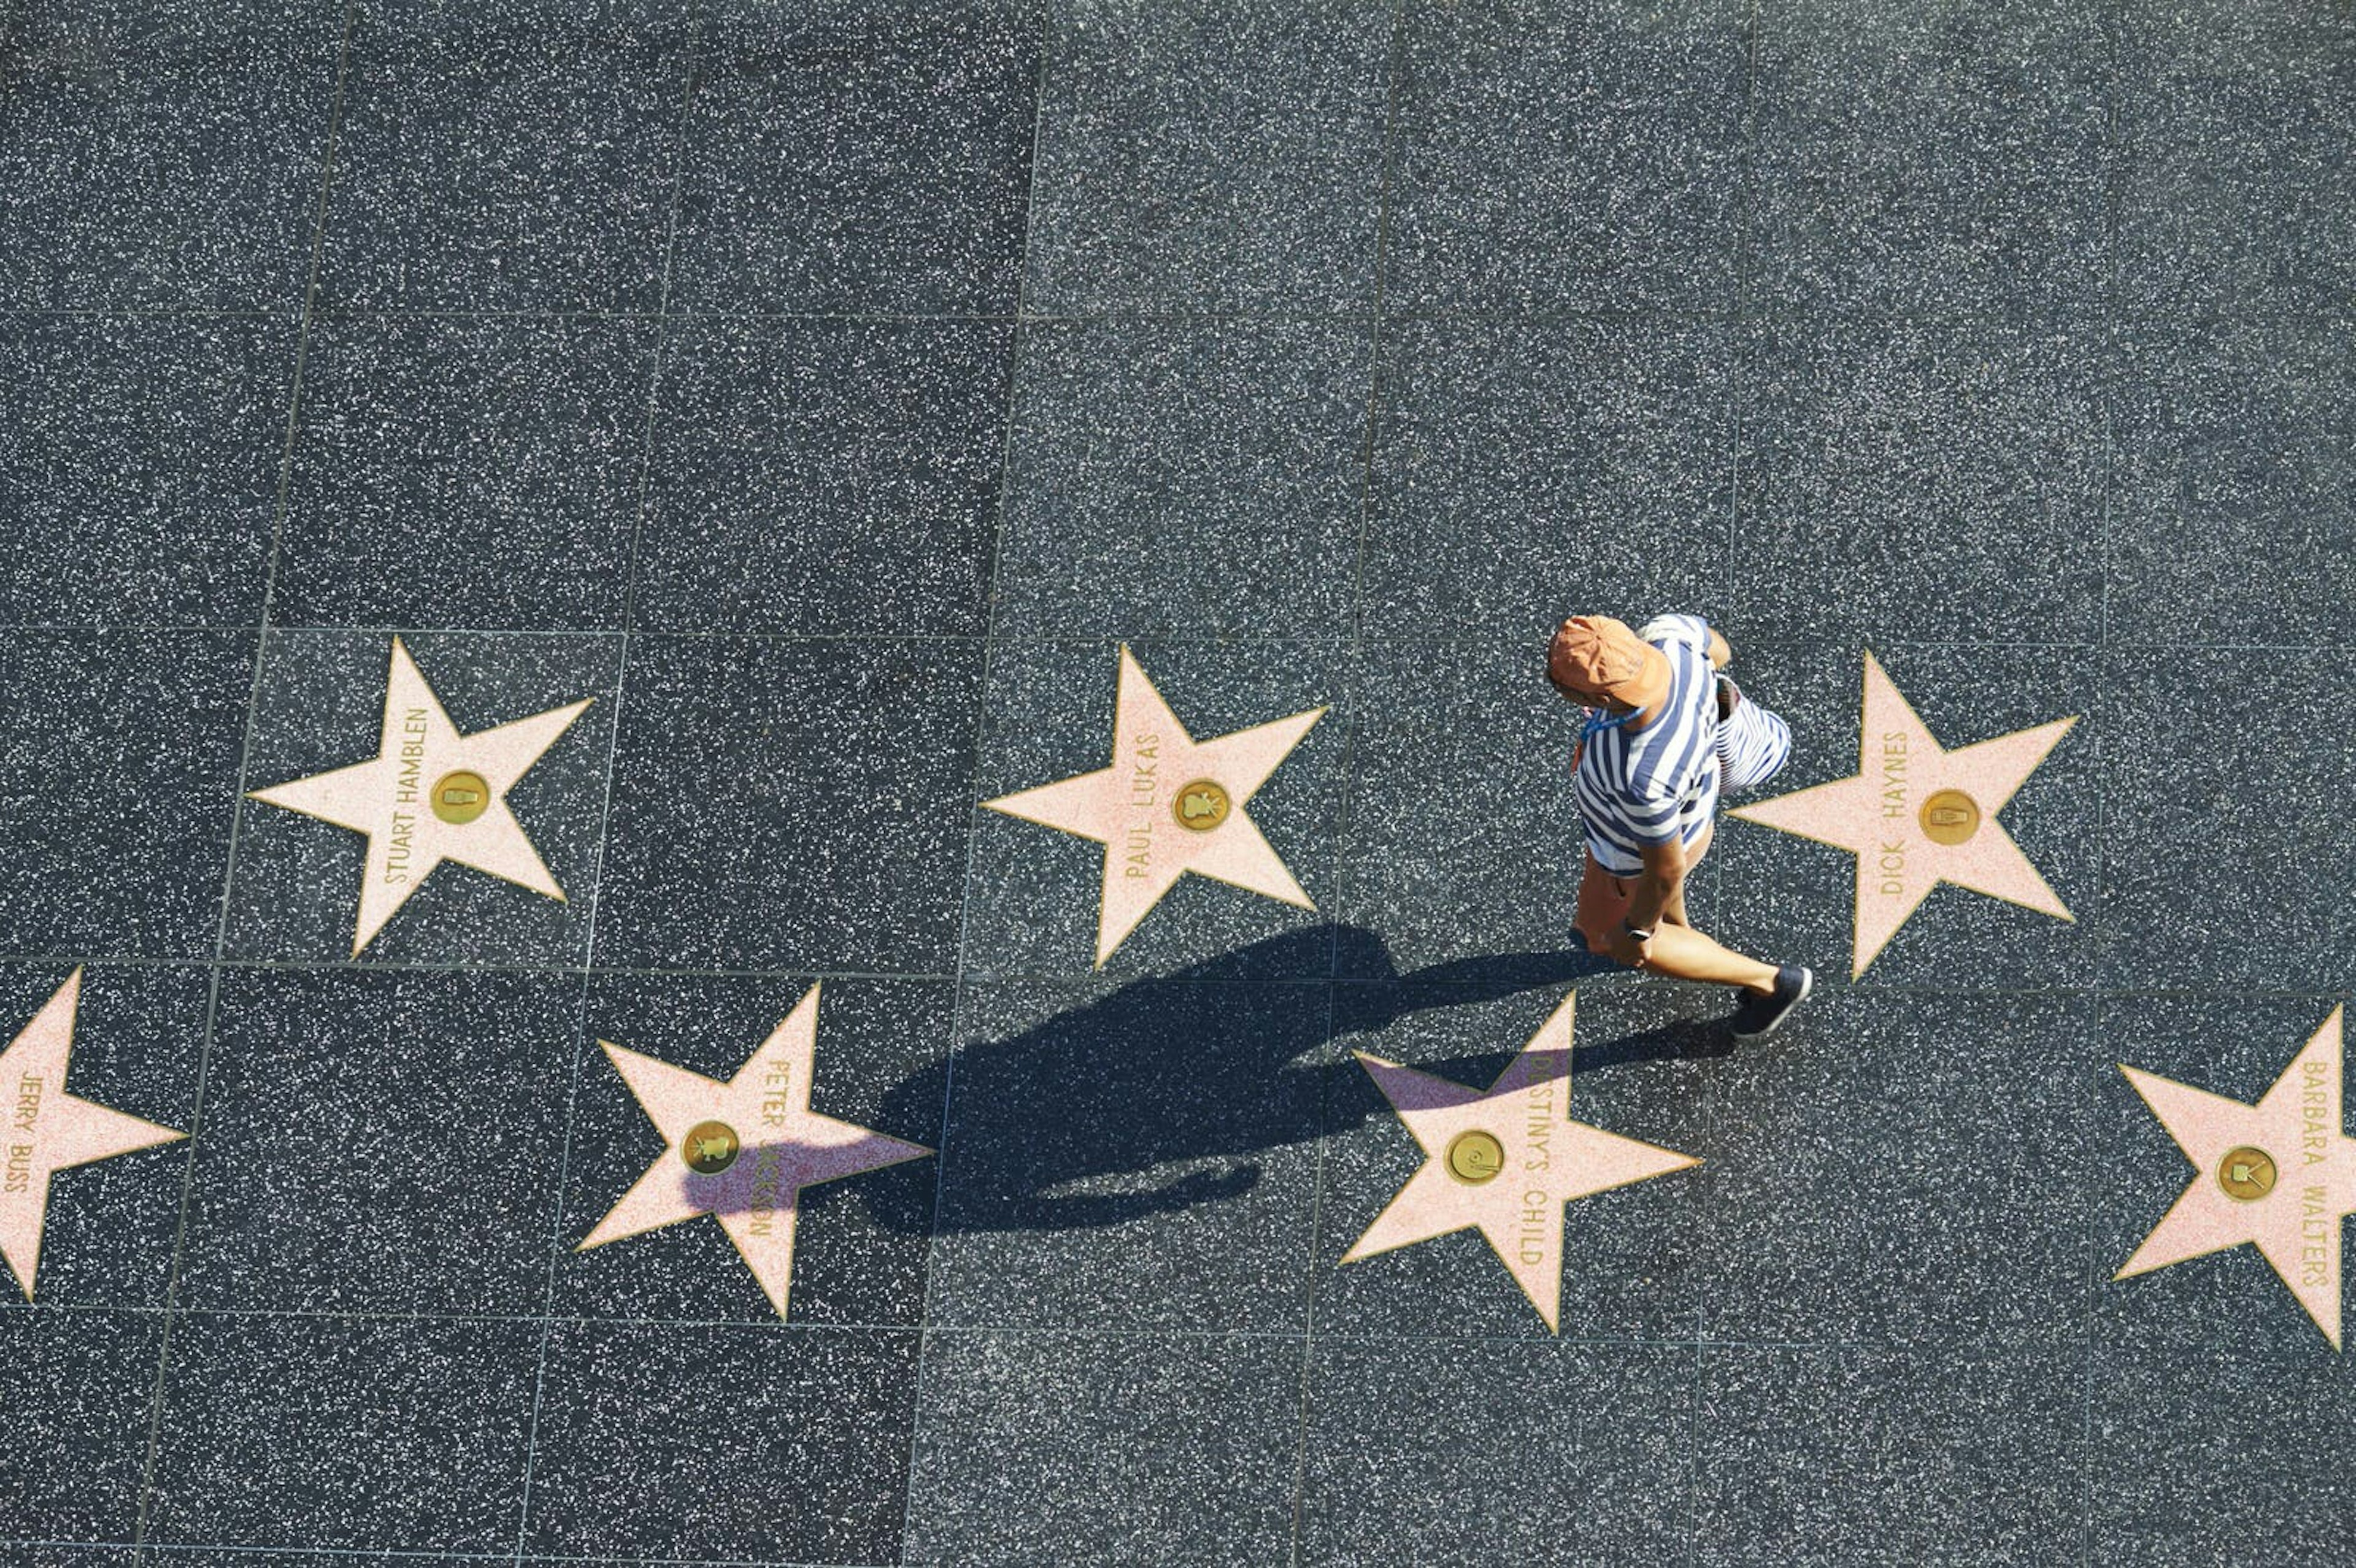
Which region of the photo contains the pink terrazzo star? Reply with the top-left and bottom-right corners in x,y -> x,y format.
580,983 -> 931,1320
248,637 -> 595,955
1345,993 -> 1696,1332
0,970 -> 185,1300
1728,651 -> 2076,977
982,645 -> 1325,966
2119,1007 -> 2356,1348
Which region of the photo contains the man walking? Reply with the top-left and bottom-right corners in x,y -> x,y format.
1548,613 -> 1812,1039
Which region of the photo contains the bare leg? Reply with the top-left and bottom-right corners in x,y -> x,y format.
1574,831 -> 1776,994
1660,880 -> 1691,927
1635,923 -> 1777,993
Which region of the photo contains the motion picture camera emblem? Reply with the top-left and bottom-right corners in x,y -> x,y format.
681,1120 -> 741,1177
1172,778 -> 1231,832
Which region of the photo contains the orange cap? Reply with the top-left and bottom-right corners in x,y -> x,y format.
1546,615 -> 1671,711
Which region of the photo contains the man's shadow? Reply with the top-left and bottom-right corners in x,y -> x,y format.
703,924 -> 1733,1236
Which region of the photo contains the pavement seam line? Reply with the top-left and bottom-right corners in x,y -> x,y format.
1287,4 -> 1412,1561
890,6 -> 1057,1561
505,16 -> 706,1560
126,4 -> 360,1548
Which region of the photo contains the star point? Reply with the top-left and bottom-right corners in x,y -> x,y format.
1344,993 -> 1697,1332
583,983 -> 932,1320
0,970 -> 187,1301
982,645 -> 1325,966
247,637 -> 594,954
1729,651 -> 2076,977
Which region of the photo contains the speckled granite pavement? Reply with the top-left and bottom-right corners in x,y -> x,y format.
4,1 -> 2353,1564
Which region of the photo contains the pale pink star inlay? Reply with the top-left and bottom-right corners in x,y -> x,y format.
580,983 -> 931,1320
1345,993 -> 1697,1332
248,637 -> 594,955
0,970 -> 186,1300
1728,651 -> 2076,977
2119,1007 -> 2356,1348
982,645 -> 1325,966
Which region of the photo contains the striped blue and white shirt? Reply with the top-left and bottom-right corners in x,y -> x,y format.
1573,613 -> 1722,877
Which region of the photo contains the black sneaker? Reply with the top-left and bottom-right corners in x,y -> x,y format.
1730,964 -> 1811,1040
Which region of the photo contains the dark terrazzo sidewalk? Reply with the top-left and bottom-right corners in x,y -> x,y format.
3,1 -> 2353,1564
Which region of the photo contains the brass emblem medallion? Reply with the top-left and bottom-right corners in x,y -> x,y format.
2217,1145 -> 2277,1202
1918,788 -> 1981,846
1172,778 -> 1231,832
431,769 -> 493,826
1446,1129 -> 1505,1185
682,1120 -> 741,1176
